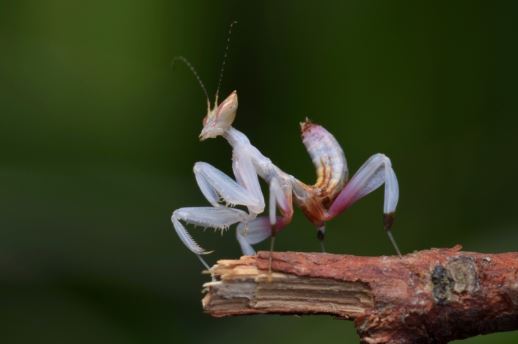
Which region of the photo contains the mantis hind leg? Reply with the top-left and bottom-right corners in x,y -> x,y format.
317,226 -> 326,253
326,154 -> 402,257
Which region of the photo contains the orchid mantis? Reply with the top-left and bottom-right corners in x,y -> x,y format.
171,23 -> 402,271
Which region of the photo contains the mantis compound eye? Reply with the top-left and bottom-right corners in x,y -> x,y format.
216,90 -> 238,125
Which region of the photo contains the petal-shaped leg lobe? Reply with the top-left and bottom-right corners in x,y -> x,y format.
236,216 -> 272,255
327,154 -> 399,218
193,162 -> 263,211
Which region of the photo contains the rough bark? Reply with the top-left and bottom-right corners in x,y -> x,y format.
202,246 -> 518,344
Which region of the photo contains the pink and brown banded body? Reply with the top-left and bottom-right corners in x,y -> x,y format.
291,118 -> 401,258
292,119 -> 348,227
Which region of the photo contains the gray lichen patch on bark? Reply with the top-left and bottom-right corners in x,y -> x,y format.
446,256 -> 479,294
430,256 -> 480,305
431,255 -> 479,304
431,264 -> 453,305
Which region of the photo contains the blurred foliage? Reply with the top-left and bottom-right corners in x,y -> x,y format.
1,0 -> 518,343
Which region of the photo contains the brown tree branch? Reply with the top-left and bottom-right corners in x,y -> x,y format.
202,246 -> 518,344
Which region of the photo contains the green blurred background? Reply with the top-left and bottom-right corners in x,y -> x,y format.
1,1 -> 518,343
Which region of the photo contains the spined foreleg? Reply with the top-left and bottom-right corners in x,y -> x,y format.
172,207 -> 249,269
172,161 -> 264,268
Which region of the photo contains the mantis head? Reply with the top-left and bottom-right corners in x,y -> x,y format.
173,22 -> 239,141
199,91 -> 238,140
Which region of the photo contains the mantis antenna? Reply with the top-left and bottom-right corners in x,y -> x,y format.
214,20 -> 238,105
172,56 -> 211,111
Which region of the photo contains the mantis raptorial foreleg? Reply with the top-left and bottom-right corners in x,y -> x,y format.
172,159 -> 266,268
193,161 -> 263,212
172,206 -> 249,269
